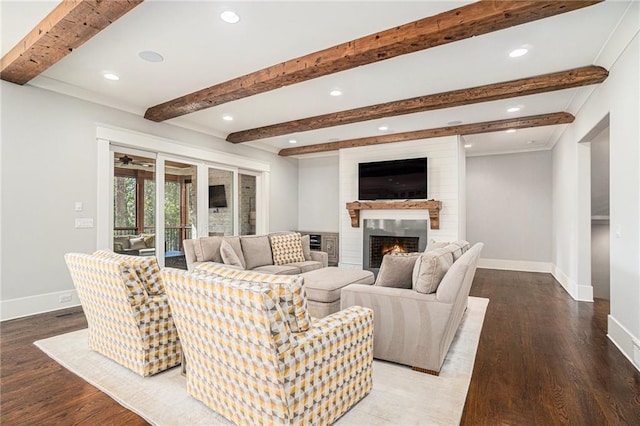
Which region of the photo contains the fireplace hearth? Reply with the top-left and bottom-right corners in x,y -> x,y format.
363,219 -> 428,274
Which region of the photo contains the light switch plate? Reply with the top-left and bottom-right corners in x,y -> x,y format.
75,218 -> 94,228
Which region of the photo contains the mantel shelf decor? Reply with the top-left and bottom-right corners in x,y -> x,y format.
346,200 -> 443,229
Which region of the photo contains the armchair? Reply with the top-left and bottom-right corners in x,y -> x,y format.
161,268 -> 374,425
64,252 -> 181,376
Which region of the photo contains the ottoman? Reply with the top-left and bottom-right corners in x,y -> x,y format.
300,267 -> 374,318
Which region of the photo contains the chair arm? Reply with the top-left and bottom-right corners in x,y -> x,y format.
340,284 -> 454,371
309,251 -> 328,268
283,306 -> 373,382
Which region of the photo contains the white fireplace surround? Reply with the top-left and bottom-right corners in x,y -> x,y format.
363,219 -> 429,273
338,136 -> 465,269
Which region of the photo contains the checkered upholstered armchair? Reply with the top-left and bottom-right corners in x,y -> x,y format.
162,267 -> 374,425
64,251 -> 182,377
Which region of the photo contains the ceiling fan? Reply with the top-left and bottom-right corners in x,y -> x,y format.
115,155 -> 154,167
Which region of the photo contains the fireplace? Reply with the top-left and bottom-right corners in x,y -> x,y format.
369,236 -> 420,268
363,219 -> 428,274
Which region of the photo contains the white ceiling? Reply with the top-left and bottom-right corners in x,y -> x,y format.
1,1 -> 631,157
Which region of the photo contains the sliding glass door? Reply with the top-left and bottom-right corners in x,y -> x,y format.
112,150 -> 156,257
107,142 -> 266,269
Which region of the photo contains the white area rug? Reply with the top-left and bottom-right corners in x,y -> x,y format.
35,297 -> 488,426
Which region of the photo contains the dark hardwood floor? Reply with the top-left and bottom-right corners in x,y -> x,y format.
1,269 -> 639,425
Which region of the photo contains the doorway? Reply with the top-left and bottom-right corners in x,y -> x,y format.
590,126 -> 610,300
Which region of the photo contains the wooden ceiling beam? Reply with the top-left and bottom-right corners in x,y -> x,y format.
144,1 -> 601,122
228,66 -> 607,143
1,0 -> 144,85
278,112 -> 574,156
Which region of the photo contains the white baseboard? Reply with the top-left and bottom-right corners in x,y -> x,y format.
477,258 -> 552,273
1,290 -> 80,322
550,264 -> 594,302
608,314 -> 640,373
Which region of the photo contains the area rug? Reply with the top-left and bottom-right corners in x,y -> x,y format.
35,296 -> 488,425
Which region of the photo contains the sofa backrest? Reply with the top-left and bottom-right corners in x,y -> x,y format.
436,243 -> 483,304
161,268 -> 293,418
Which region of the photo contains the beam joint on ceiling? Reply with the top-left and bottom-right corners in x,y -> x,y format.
278,112 -> 575,156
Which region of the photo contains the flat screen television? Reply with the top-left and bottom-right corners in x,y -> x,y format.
209,185 -> 227,208
358,157 -> 427,200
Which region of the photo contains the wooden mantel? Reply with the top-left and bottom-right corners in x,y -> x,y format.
346,200 -> 442,229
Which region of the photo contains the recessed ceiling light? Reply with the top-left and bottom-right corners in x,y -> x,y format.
220,11 -> 240,24
507,107 -> 521,113
506,129 -> 517,133
509,48 -> 528,58
103,72 -> 120,81
447,120 -> 462,126
138,51 -> 164,63
289,139 -> 297,144
329,89 -> 342,97
527,140 -> 536,144
222,114 -> 234,121
464,143 -> 473,148
378,126 -> 389,131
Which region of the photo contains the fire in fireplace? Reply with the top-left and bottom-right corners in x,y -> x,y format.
369,236 -> 419,269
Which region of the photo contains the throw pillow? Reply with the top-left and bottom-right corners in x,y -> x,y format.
270,233 -> 306,265
453,240 -> 470,253
301,234 -> 312,261
129,236 -> 147,250
142,233 -> 155,248
426,239 -> 449,251
240,235 -> 273,270
375,252 -> 421,289
444,243 -> 463,262
194,263 -> 312,332
220,240 -> 243,268
412,248 -> 453,294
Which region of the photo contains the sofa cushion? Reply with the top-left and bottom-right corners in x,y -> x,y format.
193,236 -> 223,263
374,252 -> 421,289
240,235 -> 273,270
301,234 -> 312,261
194,263 -> 311,332
426,239 -> 449,251
129,236 -> 147,250
142,233 -> 155,248
222,236 -> 246,269
252,264 -> 300,275
220,240 -> 243,268
301,267 -> 375,303
285,260 -> 323,273
412,248 -> 453,294
453,240 -> 470,253
444,244 -> 464,262
113,235 -> 132,251
270,233 -> 305,265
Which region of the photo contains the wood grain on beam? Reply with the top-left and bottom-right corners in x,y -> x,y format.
145,1 -> 601,122
228,66 -> 607,143
1,0 -> 143,85
279,112 -> 574,156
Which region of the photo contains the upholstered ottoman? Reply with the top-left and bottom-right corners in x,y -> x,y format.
300,267 -> 374,318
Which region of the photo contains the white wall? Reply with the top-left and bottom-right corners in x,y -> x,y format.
298,154 -> 339,232
591,221 -> 611,300
0,82 -> 299,320
467,150 -> 552,272
551,4 -> 639,366
339,136 -> 463,268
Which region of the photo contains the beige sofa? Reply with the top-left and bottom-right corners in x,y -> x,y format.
183,233 -> 328,274
341,242 -> 483,375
